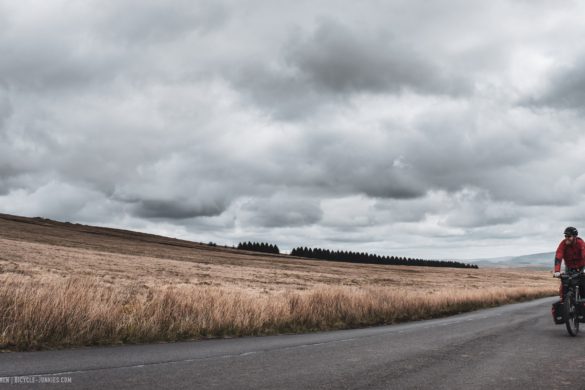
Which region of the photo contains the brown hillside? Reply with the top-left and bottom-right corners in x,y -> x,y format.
0,213 -> 555,292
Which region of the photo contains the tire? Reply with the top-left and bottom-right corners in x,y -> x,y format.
564,292 -> 580,337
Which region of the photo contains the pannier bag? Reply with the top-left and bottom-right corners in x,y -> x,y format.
578,301 -> 585,323
552,300 -> 565,324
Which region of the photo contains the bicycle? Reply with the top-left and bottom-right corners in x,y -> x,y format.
552,270 -> 585,336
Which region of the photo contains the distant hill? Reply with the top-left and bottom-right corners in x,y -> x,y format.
467,252 -> 554,269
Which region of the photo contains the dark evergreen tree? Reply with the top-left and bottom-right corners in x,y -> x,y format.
287,246 -> 477,269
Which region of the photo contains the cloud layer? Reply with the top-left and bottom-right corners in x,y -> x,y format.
2,0 -> 585,259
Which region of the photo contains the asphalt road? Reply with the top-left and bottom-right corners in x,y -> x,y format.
2,297 -> 584,390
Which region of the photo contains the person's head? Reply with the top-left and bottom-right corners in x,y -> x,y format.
564,226 -> 578,245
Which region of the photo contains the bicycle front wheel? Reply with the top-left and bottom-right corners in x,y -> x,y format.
564,293 -> 580,337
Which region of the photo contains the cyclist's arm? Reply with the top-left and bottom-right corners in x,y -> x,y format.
555,241 -> 566,273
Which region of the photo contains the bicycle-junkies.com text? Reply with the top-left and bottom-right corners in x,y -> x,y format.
0,376 -> 73,384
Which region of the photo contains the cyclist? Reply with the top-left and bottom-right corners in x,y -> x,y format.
553,227 -> 585,300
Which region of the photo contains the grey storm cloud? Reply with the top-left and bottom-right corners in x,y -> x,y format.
0,21 -> 112,92
0,91 -> 12,129
131,198 -> 227,219
284,19 -> 468,96
0,0 -> 227,94
239,196 -> 323,228
2,0 -> 585,259
94,0 -> 228,45
232,18 -> 469,119
526,56 -> 585,111
442,188 -> 522,228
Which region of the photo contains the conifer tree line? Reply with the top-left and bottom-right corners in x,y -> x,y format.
237,242 -> 280,254
235,241 -> 478,269
289,247 -> 478,269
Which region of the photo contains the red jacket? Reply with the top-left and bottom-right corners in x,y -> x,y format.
554,237 -> 585,272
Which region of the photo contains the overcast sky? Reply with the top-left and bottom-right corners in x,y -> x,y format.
2,0 -> 585,260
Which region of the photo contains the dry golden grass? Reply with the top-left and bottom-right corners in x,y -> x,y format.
0,214 -> 558,350
0,277 -> 554,351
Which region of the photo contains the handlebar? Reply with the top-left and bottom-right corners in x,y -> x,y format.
561,272 -> 582,277
554,271 -> 584,280
560,272 -> 584,287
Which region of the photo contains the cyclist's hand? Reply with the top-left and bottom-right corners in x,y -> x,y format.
554,272 -> 561,278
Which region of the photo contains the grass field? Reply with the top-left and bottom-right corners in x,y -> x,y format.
0,214 -> 557,350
